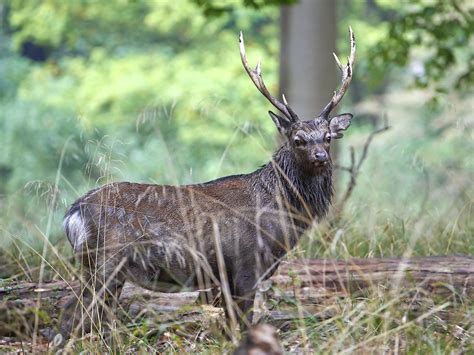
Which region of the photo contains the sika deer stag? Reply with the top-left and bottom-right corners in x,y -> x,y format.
60,28 -> 356,339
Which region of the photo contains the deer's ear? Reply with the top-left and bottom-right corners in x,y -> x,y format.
329,113 -> 353,139
269,111 -> 292,135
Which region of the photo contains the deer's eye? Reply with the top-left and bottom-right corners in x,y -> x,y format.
325,135 -> 331,143
293,137 -> 306,147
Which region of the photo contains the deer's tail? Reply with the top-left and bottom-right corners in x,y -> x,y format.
63,202 -> 88,252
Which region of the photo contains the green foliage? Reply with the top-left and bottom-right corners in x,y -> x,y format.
337,0 -> 474,102
191,0 -> 297,17
1,1 -> 282,249
368,0 -> 474,92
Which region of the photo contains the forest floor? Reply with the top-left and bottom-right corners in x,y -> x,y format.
0,256 -> 472,353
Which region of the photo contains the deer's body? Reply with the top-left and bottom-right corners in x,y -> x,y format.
64,144 -> 332,292
60,30 -> 355,341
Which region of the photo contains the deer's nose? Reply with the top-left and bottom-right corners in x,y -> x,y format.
315,151 -> 328,162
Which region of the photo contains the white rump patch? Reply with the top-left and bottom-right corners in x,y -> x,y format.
64,211 -> 87,251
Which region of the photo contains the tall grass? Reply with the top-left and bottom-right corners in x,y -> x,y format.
0,90 -> 472,353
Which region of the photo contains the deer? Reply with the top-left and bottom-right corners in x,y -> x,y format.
59,28 -> 356,342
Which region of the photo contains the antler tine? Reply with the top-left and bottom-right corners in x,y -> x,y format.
319,26 -> 356,120
239,32 -> 297,122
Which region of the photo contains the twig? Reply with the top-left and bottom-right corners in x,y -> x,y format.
335,116 -> 391,216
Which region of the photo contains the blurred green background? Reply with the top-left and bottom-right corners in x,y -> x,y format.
0,0 -> 472,277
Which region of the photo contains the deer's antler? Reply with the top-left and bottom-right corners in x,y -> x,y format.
239,32 -> 299,123
319,26 -> 356,120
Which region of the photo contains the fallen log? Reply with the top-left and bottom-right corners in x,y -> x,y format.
0,255 -> 472,338
271,255 -> 474,300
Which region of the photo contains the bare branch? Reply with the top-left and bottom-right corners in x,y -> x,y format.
335,117 -> 391,216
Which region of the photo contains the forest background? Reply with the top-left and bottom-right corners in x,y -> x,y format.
0,0 -> 472,352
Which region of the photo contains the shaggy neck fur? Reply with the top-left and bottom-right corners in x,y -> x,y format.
258,144 -> 333,223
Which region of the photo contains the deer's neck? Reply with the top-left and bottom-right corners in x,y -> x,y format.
259,145 -> 333,223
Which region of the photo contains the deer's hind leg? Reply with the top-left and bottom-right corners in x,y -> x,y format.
60,246 -> 127,344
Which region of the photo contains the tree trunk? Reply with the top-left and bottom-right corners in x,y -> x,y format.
279,0 -> 342,185
279,0 -> 337,121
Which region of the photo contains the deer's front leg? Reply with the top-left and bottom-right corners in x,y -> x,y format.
233,270 -> 257,330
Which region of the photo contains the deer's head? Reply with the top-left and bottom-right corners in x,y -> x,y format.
239,28 -> 356,173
